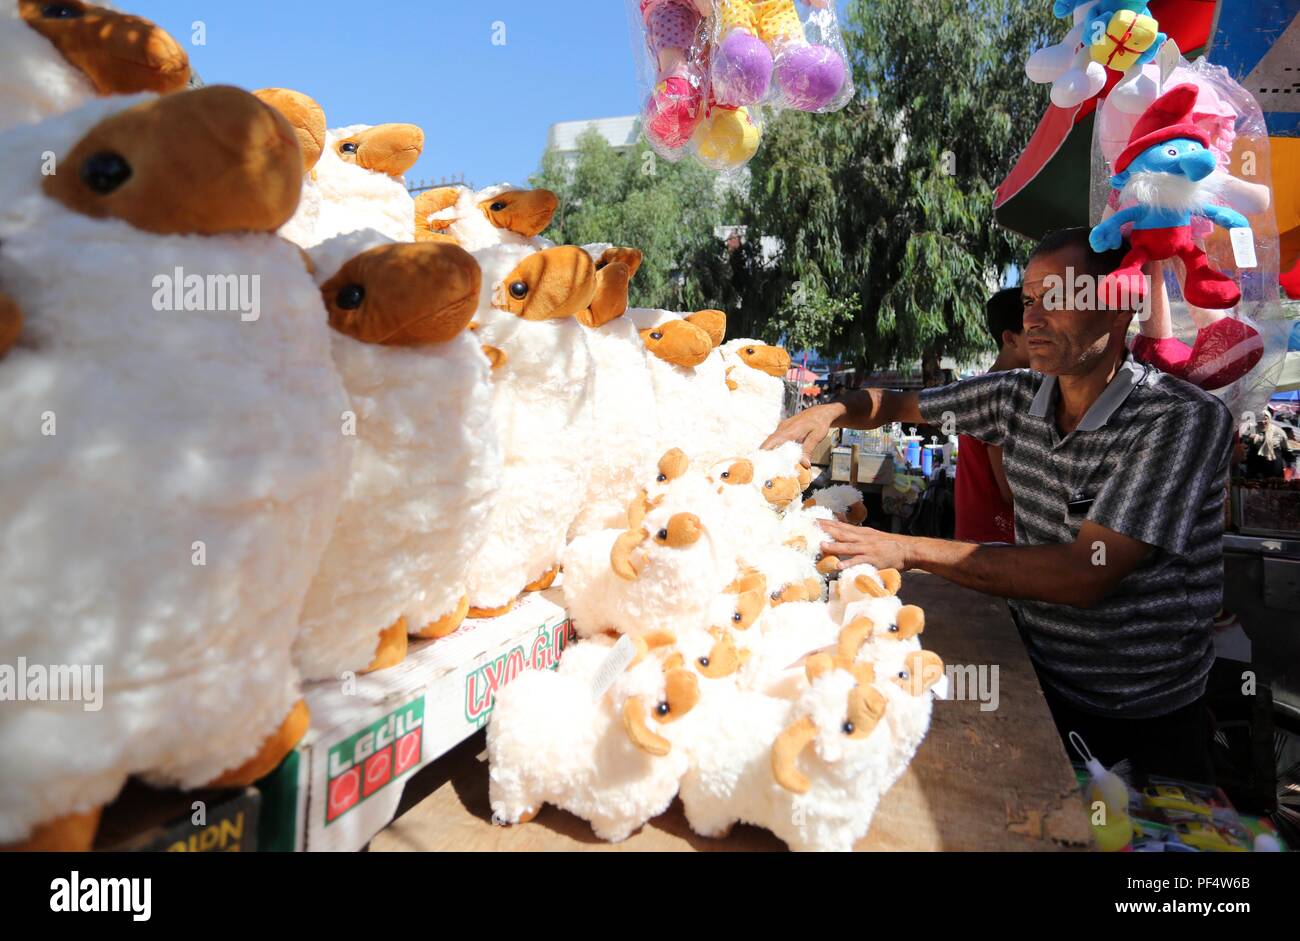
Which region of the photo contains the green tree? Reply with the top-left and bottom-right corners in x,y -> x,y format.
530,130 -> 734,311
732,0 -> 1061,382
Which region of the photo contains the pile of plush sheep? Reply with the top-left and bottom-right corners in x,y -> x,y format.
0,3 -> 941,853
487,442 -> 945,851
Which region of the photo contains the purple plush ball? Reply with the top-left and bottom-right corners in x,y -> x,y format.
711,30 -> 774,107
776,45 -> 847,112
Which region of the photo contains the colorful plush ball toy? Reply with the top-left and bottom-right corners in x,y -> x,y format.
710,0 -> 847,112
638,0 -> 713,152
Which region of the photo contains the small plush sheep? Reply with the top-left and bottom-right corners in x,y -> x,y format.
807,483 -> 869,524
717,338 -> 791,456
828,562 -> 903,622
462,242 -> 600,615
752,543 -> 825,607
253,87 -> 328,249
313,122 -> 424,245
487,642 -> 702,842
779,502 -> 843,576
291,231 -> 500,682
0,0 -> 189,132
678,656 -> 893,851
0,88 -> 351,848
872,646 -> 946,791
748,441 -> 814,511
840,597 -> 926,663
563,487 -> 735,640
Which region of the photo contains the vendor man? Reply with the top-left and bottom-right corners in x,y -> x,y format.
764,228 -> 1234,783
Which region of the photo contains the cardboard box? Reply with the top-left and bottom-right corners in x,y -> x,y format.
808,431 -> 837,467
830,445 -> 857,482
97,783 -> 260,852
258,590 -> 573,851
856,452 -> 895,486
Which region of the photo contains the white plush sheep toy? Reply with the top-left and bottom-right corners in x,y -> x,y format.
291,230 -> 501,683
840,596 -> 926,664
487,637 -> 702,841
829,561 -> 903,621
312,121 -> 424,246
0,0 -> 190,132
716,338 -> 791,456
569,245 -> 663,539
626,307 -> 735,464
253,87 -> 328,250
678,652 -> 893,851
563,470 -> 736,640
0,87 -> 351,850
872,645 -> 946,792
414,183 -> 559,253
461,242 -> 601,616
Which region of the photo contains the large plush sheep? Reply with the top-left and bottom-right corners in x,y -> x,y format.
0,0 -> 189,132
716,338 -> 791,456
461,242 -> 601,615
291,230 -> 500,682
313,122 -> 424,245
0,87 -> 351,849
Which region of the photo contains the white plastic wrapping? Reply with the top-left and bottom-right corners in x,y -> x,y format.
626,0 -> 854,172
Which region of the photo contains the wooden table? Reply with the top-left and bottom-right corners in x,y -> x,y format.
372,572 -> 1093,852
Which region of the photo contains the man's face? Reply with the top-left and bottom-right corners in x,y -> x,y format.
1021,248 -> 1126,376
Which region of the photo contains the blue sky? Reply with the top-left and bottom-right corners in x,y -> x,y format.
128,0 -> 850,189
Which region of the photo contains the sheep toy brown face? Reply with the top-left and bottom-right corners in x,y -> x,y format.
253,88 -> 327,174
20,0 -> 190,96
609,512 -> 704,581
639,318 -> 713,367
762,475 -> 802,507
577,258 -> 633,329
622,662 -> 701,757
479,188 -> 559,239
735,343 -> 791,378
333,123 -> 424,177
44,85 -> 303,236
494,246 -> 596,321
413,187 -> 462,243
772,656 -> 888,794
320,242 -> 482,346
890,650 -> 945,697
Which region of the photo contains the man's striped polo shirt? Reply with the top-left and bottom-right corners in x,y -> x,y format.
918,357 -> 1234,718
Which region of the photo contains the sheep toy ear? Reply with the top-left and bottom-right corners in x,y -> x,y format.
901,651 -> 945,696
253,88 -> 326,173
685,309 -> 726,347
610,529 -> 647,581
597,247 -> 643,278
895,605 -> 925,640
0,290 -> 23,360
413,187 -> 463,243
844,685 -> 888,740
879,568 -> 902,595
838,617 -> 873,661
853,573 -> 889,599
805,653 -> 834,683
727,569 -> 767,597
576,261 -> 631,328
771,716 -> 818,794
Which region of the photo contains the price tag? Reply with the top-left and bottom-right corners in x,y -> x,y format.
1230,227 -> 1258,270
591,635 -> 638,701
1158,38 -> 1180,85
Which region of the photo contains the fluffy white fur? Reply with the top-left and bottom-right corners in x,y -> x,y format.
569,251 -> 660,539
463,244 -> 597,610
0,0 -> 98,132
871,646 -> 940,792
562,482 -> 736,639
752,543 -> 823,603
487,649 -> 691,841
311,125 -> 415,246
279,176 -> 323,249
829,562 -> 898,621
717,338 -> 787,456
292,230 -> 501,681
809,484 -> 867,518
0,97 -> 351,841
843,595 -> 920,662
1118,169 -> 1220,215
625,308 -> 733,467
677,668 -> 893,851
735,601 -> 840,696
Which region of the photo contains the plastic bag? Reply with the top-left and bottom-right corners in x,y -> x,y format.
1090,54 -> 1295,421
626,0 -> 854,173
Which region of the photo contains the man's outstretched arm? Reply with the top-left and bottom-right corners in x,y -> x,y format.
819,519 -> 1153,609
762,389 -> 923,463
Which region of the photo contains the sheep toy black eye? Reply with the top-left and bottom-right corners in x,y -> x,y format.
336,285 -> 365,310
888,624 -> 899,633
656,529 -> 668,541
42,3 -> 83,18
655,474 -> 666,482
898,670 -> 909,680
490,201 -> 507,212
656,701 -> 670,717
842,721 -> 855,735
770,591 -> 781,601
509,281 -> 529,300
720,471 -> 730,479
340,142 -> 359,155
764,480 -> 774,489
698,657 -> 709,668
82,152 -> 132,195
745,347 -> 756,355
732,611 -> 742,622
650,331 -> 663,341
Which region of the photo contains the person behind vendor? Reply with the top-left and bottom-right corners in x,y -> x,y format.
955,288 -> 1030,544
763,228 -> 1234,784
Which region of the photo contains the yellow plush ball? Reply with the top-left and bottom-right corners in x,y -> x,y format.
694,107 -> 762,170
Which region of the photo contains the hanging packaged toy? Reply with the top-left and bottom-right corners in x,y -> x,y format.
1027,2 -> 1166,110
626,0 -> 853,172
1090,57 -> 1290,408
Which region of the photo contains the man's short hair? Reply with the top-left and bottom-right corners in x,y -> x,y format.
986,287 -> 1024,343
1031,227 -> 1129,281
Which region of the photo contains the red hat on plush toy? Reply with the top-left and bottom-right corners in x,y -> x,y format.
1115,84 -> 1213,174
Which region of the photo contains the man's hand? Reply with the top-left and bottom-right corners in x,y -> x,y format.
762,402 -> 845,466
818,519 -> 910,571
